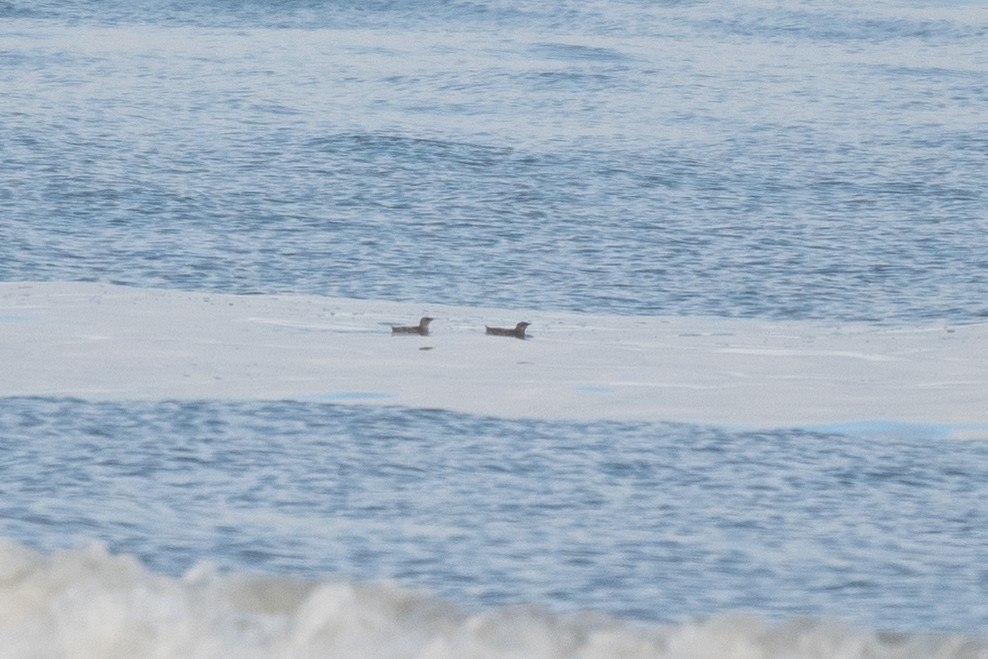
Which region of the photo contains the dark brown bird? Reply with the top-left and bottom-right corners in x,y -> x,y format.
485,321 -> 530,339
392,317 -> 433,336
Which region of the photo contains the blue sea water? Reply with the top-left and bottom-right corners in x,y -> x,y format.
3,0 -> 987,320
3,398 -> 988,635
2,0 -> 988,653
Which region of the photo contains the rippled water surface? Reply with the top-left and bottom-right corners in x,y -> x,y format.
2,398 -> 987,633
3,0 -> 987,320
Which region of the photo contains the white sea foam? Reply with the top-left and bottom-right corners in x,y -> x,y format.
0,539 -> 983,659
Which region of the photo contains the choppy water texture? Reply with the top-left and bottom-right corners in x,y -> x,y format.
2,398 -> 987,635
2,0 -> 988,320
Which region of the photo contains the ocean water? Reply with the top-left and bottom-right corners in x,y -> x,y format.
1,397 -> 987,656
2,0 -> 988,655
3,0 -> 988,320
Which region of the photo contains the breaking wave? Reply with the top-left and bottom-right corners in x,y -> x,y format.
0,539 -> 983,659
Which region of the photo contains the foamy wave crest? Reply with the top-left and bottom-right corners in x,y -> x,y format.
0,539 -> 984,659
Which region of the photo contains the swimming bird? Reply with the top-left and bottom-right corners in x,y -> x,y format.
485,321 -> 530,339
391,317 -> 433,336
